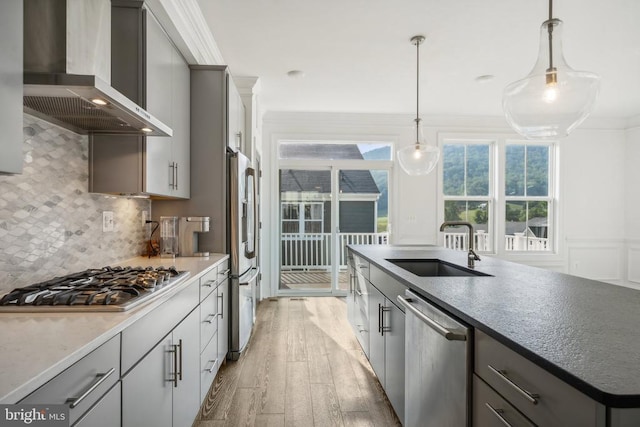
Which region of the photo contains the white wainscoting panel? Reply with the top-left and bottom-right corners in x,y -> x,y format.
567,240 -> 624,283
627,243 -> 640,284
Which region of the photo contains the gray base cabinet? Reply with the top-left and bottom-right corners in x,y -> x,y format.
122,335 -> 173,427
347,249 -> 404,423
474,329 -> 605,427
368,283 -> 405,423
122,307 -> 200,427
20,335 -> 121,426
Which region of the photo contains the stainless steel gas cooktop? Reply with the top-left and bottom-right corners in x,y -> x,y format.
0,266 -> 190,312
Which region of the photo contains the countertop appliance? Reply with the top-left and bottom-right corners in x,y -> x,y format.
0,266 -> 189,312
179,216 -> 210,257
397,289 -> 471,427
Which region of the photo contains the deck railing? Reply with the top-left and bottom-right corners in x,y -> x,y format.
281,232 -> 389,270
443,231 -> 549,252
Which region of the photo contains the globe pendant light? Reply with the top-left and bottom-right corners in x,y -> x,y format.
397,35 -> 440,176
502,0 -> 600,139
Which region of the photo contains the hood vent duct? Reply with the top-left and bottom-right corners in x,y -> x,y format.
23,0 -> 172,137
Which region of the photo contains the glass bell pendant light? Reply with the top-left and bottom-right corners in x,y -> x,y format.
398,35 -> 440,176
503,0 -> 600,139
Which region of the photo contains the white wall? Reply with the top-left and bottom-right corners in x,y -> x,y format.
624,120 -> 640,288
259,111 -> 631,297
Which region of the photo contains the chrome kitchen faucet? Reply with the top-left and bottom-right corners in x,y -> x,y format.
439,221 -> 481,268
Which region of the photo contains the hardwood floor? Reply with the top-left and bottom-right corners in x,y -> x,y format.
194,297 -> 401,427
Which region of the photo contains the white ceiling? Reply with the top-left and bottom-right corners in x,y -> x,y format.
197,0 -> 640,120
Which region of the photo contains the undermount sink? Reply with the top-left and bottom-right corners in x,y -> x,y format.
386,258 -> 492,277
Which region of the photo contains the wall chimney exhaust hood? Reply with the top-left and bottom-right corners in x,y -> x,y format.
23,0 -> 172,137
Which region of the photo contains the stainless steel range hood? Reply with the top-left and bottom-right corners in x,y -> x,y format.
23,0 -> 172,137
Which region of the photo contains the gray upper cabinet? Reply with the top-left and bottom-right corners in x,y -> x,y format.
0,0 -> 23,174
228,80 -> 245,152
89,3 -> 190,198
145,9 -> 190,198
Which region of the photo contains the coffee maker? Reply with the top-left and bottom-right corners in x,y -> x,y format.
178,216 -> 210,257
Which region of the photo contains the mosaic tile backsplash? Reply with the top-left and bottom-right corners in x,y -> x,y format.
0,115 -> 151,293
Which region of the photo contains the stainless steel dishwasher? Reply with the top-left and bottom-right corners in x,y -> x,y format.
397,289 -> 471,427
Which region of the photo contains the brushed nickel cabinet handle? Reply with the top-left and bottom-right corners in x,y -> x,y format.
381,305 -> 391,335
65,368 -> 115,408
170,343 -> 179,387
218,293 -> 224,318
485,403 -> 513,427
203,279 -> 217,288
204,313 -> 216,324
488,364 -> 539,405
177,339 -> 183,381
206,358 -> 219,373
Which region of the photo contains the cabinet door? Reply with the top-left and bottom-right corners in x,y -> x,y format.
217,278 -> 230,363
145,9 -> 173,196
172,308 -> 201,427
0,0 -> 22,174
145,137 -> 173,196
227,80 -> 243,150
122,335 -> 172,427
368,284 -> 385,384
145,9 -> 172,124
384,300 -> 405,423
171,46 -> 190,199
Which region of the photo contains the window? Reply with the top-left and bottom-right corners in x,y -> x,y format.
441,137 -> 555,254
442,143 -> 493,251
281,202 -> 324,238
504,144 -> 552,251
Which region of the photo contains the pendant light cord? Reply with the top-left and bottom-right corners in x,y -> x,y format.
547,0 -> 554,71
415,37 -> 421,145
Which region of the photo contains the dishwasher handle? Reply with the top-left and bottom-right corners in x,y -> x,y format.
397,295 -> 467,341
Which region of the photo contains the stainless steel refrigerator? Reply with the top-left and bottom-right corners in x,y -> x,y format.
228,151 -> 259,359
153,65 -> 260,362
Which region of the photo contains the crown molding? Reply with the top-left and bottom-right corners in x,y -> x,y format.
144,0 -> 224,65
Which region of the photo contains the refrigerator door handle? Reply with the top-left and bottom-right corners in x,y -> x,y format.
244,167 -> 257,260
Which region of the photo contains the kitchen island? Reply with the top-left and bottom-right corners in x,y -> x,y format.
0,254 -> 227,407
349,245 -> 640,425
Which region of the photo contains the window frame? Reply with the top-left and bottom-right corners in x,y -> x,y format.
280,201 -> 325,240
441,139 -> 495,252
438,133 -> 558,257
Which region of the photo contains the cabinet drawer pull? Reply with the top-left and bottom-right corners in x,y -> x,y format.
218,268 -> 230,277
355,289 -> 363,297
65,367 -> 115,408
204,313 -> 216,324
358,264 -> 368,269
206,359 -> 219,373
381,305 -> 391,335
203,279 -> 217,288
169,343 -> 179,387
488,364 -> 539,405
485,403 -> 513,427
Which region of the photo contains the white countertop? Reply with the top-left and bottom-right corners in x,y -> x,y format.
0,254 -> 229,404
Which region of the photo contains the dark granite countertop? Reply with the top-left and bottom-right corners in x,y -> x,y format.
348,245 -> 640,408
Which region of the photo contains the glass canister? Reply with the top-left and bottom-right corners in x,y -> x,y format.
160,216 -> 179,258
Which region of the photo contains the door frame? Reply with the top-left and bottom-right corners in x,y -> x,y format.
277,157 -> 393,297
